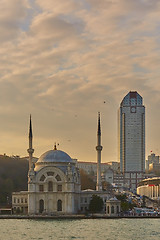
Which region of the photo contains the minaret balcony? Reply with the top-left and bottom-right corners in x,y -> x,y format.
27,148 -> 34,154
96,146 -> 103,151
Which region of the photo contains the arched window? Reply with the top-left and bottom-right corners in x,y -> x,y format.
40,175 -> 46,181
55,174 -> 61,181
111,206 -> 114,214
107,206 -> 109,214
57,199 -> 62,211
48,181 -> 53,192
39,199 -> 44,214
117,206 -> 119,214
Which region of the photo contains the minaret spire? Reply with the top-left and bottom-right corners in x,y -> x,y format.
29,114 -> 33,139
98,112 -> 101,136
27,114 -> 34,170
96,112 -> 103,191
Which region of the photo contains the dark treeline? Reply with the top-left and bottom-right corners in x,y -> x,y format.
0,156 -> 99,206
0,155 -> 28,206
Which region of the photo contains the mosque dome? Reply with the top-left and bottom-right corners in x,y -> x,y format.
37,149 -> 73,163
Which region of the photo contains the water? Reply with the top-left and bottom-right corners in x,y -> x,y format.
0,219 -> 160,240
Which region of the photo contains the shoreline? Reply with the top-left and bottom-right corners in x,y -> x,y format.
0,214 -> 160,219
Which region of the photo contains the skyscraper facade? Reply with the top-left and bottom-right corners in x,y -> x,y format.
119,91 -> 145,190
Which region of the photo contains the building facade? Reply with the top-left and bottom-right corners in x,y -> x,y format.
76,161 -> 110,175
28,147 -> 81,215
106,197 -> 121,217
119,91 -> 145,191
146,153 -> 160,171
137,177 -> 160,200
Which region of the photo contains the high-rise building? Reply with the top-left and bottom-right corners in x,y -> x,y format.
119,91 -> 145,190
146,153 -> 159,171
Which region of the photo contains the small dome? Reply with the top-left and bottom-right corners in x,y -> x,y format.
109,197 -> 118,201
37,149 -> 73,163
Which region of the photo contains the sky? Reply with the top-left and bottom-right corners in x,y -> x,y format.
1,0 -> 160,162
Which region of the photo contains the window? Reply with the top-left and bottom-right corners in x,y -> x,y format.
25,198 -> 27,203
111,206 -> 114,214
107,206 -> 109,214
40,175 -> 46,181
39,185 -> 44,192
48,181 -> 53,192
55,175 -> 61,181
117,206 -> 119,214
47,172 -> 54,176
57,185 -> 62,192
57,199 -> 62,211
14,198 -> 16,203
21,198 -> 23,203
39,199 -> 44,214
17,199 -> 19,203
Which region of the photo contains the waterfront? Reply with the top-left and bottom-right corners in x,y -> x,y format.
0,218 -> 160,240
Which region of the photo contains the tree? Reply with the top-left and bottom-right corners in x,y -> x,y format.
80,169 -> 96,190
116,194 -> 136,212
0,155 -> 28,206
89,194 -> 104,213
102,181 -> 113,191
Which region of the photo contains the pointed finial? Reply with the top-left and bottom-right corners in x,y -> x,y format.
98,112 -> 101,136
54,143 -> 57,150
29,114 -> 33,138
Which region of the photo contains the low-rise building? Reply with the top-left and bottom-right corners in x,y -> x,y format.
107,162 -> 120,172
137,177 -> 160,200
76,161 -> 111,175
80,189 -> 112,213
146,153 -> 159,171
12,191 -> 28,214
106,197 -> 121,217
102,168 -> 114,184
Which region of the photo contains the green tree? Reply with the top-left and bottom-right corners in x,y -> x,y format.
80,169 -> 96,190
0,155 -> 28,206
89,194 -> 104,213
116,194 -> 136,212
102,181 -> 113,191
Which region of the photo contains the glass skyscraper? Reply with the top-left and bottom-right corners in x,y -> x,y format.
119,91 -> 145,190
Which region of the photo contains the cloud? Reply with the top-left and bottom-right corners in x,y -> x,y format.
0,0 -> 160,160
0,0 -> 30,42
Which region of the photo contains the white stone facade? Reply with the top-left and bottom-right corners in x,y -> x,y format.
106,197 -> 121,217
80,190 -> 111,213
27,149 -> 81,215
76,161 -> 113,175
12,191 -> 28,214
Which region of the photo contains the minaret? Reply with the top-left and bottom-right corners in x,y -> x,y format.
96,112 -> 103,191
27,115 -> 34,170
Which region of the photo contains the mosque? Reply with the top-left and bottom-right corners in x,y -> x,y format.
12,114 -> 112,215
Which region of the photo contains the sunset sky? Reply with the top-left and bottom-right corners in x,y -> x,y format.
1,0 -> 160,162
